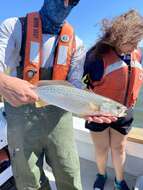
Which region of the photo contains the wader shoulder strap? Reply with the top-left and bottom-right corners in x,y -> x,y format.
17,16 -> 27,79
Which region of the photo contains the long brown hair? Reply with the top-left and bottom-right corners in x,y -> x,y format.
89,9 -> 143,59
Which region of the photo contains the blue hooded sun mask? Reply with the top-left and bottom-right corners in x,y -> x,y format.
39,0 -> 80,34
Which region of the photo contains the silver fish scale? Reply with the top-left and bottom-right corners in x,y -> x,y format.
38,85 -> 108,103
36,85 -> 127,117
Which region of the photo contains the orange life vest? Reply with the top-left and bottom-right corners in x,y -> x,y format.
23,12 -> 76,84
89,49 -> 143,108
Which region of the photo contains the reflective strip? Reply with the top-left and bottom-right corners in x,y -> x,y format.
0,104 -> 7,149
57,45 -> 68,65
104,60 -> 143,77
30,41 -> 40,64
104,61 -> 127,76
0,166 -> 13,186
131,60 -> 143,70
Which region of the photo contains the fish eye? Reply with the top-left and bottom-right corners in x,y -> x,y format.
116,106 -> 121,110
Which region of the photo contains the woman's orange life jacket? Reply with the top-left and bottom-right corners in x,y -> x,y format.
23,12 -> 76,84
0,149 -> 9,164
89,49 -> 143,108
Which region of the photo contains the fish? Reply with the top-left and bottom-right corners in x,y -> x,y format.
35,80 -> 127,117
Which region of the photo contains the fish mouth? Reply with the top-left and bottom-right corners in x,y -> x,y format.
117,107 -> 128,117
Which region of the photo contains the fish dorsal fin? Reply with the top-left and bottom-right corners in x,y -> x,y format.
37,80 -> 73,87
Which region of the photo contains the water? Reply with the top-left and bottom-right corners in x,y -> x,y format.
134,47 -> 143,128
133,87 -> 143,128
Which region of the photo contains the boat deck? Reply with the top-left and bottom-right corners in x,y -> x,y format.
44,158 -> 136,190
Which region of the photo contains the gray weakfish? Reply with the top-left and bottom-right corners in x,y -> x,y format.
35,80 -> 127,117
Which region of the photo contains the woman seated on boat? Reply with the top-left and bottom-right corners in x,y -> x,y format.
83,9 -> 143,190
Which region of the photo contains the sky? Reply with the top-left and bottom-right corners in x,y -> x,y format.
1,0 -> 143,48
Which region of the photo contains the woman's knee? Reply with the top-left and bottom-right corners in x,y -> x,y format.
95,143 -> 110,154
111,142 -> 126,154
91,129 -> 110,153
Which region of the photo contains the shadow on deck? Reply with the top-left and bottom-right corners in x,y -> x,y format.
44,158 -> 136,190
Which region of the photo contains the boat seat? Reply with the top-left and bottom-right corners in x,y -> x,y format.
128,128 -> 143,144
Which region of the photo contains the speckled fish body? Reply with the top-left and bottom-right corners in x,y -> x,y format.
36,81 -> 127,117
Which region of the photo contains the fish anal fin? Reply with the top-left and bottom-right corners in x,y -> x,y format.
35,99 -> 48,108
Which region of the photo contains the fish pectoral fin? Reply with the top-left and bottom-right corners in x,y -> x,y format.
35,99 -> 48,108
89,102 -> 100,112
37,80 -> 73,87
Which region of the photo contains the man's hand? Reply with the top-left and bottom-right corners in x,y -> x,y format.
0,73 -> 39,107
84,115 -> 118,124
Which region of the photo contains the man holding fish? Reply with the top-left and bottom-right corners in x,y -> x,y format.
0,0 -> 120,190
0,0 -> 118,190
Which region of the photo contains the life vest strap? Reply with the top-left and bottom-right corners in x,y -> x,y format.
23,12 -> 42,84
52,22 -> 76,80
